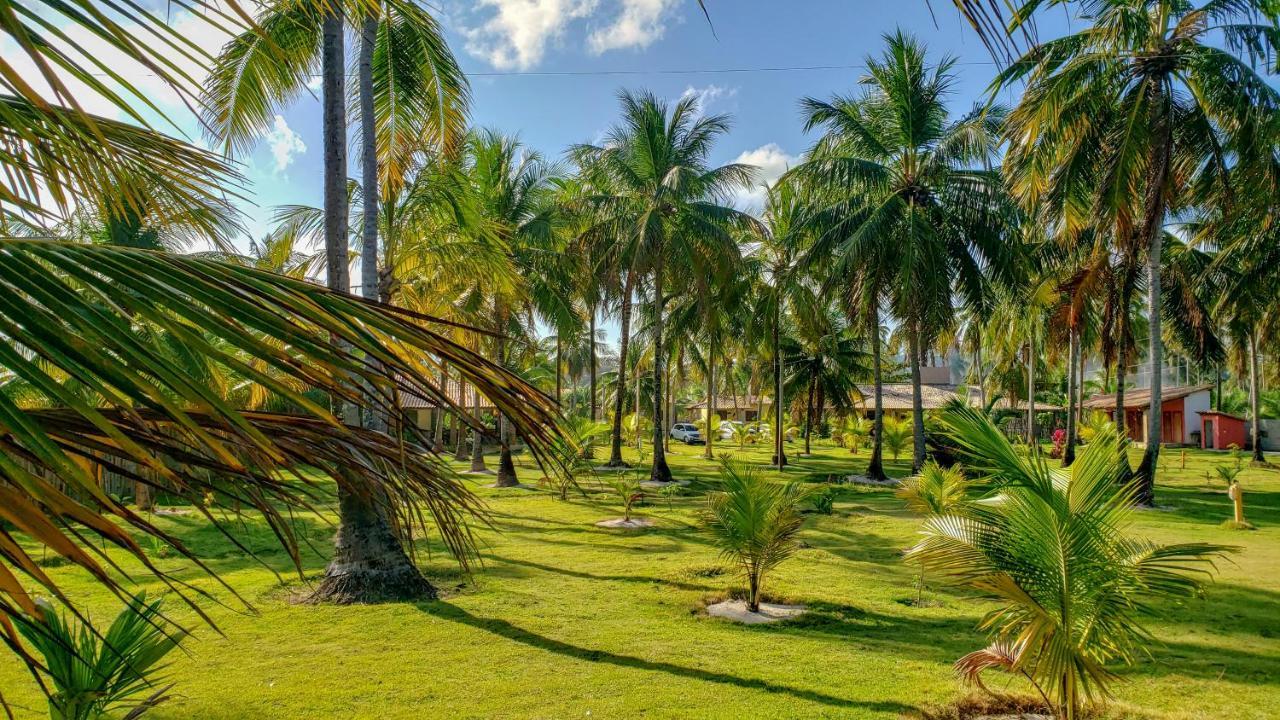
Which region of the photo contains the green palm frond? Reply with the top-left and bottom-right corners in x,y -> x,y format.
0,0 -> 255,217
370,0 -> 470,195
703,458 -> 809,611
897,460 -> 970,515
0,97 -> 244,227
908,404 -> 1233,718
0,241 -> 562,689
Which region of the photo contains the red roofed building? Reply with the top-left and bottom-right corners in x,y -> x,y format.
1082,384 -> 1212,446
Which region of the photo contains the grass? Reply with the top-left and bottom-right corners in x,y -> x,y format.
3,439 -> 1279,719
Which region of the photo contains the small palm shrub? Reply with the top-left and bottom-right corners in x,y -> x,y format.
699,414 -> 723,440
15,594 -> 185,720
1077,412 -> 1114,444
897,461 -> 970,605
609,473 -> 644,521
1209,463 -> 1251,529
810,486 -> 836,515
703,459 -> 809,612
730,423 -> 755,449
881,417 -> 912,461
546,417 -> 610,500
907,405 -> 1232,719
844,415 -> 872,453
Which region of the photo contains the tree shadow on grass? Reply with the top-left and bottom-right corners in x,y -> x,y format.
1155,486 -> 1280,527
418,601 -> 912,713
479,553 -> 718,592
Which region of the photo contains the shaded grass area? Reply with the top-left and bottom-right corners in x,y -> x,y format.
3,440 -> 1279,719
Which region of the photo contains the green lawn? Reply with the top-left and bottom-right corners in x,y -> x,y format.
4,441 -> 1279,719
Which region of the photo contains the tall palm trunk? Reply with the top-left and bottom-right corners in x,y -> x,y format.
607,273 -> 634,466
554,334 -> 563,407
803,370 -> 815,456
1026,333 -> 1036,446
867,305 -> 886,481
495,324 -> 518,487
312,10 -> 432,603
704,348 -> 715,460
357,16 -> 387,436
649,257 -> 673,483
908,321 -> 927,473
974,334 -> 986,408
469,383 -> 486,472
1135,109 -> 1173,503
589,304 -> 598,421
773,296 -> 787,469
1114,343 -> 1128,442
453,383 -> 468,461
664,358 -> 672,452
1249,329 -> 1265,464
1064,325 -> 1078,466
432,366 -> 447,453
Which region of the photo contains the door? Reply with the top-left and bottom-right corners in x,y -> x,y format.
1204,419 -> 1215,449
1162,411 -> 1181,444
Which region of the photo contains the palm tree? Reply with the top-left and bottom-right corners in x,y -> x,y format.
450,131 -> 568,486
897,460 -> 970,604
793,31 -> 1016,473
997,0 -> 1280,500
0,3 -> 557,652
751,181 -> 813,471
781,291 -> 869,456
909,404 -> 1230,719
14,594 -> 185,720
703,459 -> 810,613
574,90 -> 759,483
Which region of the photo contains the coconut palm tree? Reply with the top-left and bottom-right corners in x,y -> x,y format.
0,0 -> 558,651
573,90 -> 759,483
458,130 -> 569,486
792,31 -> 1017,472
909,404 -> 1231,719
703,459 -> 810,613
996,0 -> 1280,500
781,290 -> 870,456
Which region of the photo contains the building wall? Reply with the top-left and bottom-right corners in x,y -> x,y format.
1181,390 -> 1211,445
1202,414 -> 1247,450
1247,419 -> 1280,452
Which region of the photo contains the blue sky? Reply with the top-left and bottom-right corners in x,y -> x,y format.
222,0 -> 1074,241
7,1 -> 1075,247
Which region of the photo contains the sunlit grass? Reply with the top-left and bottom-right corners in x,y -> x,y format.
3,440 -> 1277,719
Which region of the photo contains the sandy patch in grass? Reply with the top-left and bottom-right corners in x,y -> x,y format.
640,479 -> 690,489
594,517 -> 655,529
705,599 -> 807,624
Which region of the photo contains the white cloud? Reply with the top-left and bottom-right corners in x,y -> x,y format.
263,114 -> 306,173
460,0 -> 599,70
731,143 -> 799,211
587,0 -> 680,54
678,84 -> 737,115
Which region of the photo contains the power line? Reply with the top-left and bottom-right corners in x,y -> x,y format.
463,61 -> 1000,78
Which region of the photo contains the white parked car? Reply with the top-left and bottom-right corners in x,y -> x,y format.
670,423 -> 705,444
718,420 -> 741,440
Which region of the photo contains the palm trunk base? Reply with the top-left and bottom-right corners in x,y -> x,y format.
867,454 -> 887,482
649,457 -> 673,484
309,492 -> 434,605
1133,448 -> 1157,506
495,447 -> 519,487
